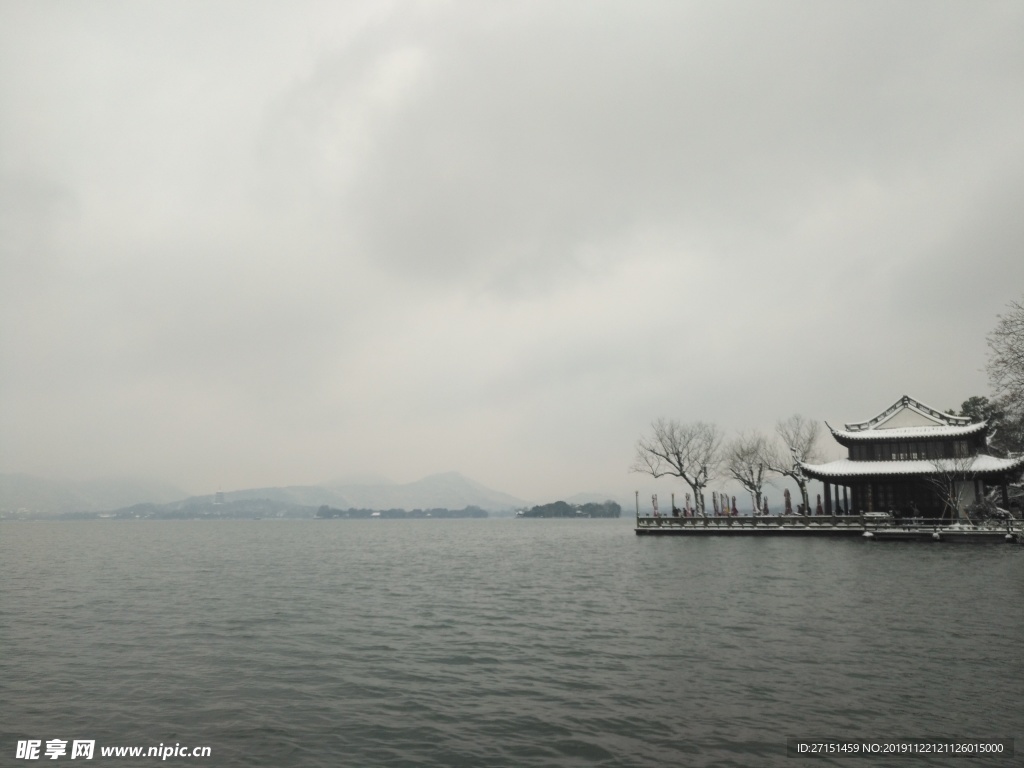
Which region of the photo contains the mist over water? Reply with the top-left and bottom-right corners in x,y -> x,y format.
3,519 -> 1021,767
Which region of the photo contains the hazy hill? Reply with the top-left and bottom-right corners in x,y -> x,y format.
0,473 -> 189,516
186,472 -> 524,512
216,486 -> 351,508
327,471 -> 525,512
2,471 -> 526,517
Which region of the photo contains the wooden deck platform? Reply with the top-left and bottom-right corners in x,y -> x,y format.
636,514 -> 864,536
635,514 -> 1024,542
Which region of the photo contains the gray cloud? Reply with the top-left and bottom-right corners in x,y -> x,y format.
2,1 -> 1022,502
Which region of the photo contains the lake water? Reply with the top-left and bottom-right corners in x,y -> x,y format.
3,519 -> 1021,767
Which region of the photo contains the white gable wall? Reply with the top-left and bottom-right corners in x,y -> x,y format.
875,407 -> 944,429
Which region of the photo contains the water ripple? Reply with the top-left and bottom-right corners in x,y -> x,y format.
3,520 -> 1021,767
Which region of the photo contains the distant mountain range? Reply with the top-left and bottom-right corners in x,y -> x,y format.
0,471 -> 529,517
208,472 -> 526,512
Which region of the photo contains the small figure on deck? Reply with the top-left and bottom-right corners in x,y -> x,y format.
784,489 -> 792,515
685,493 -> 693,517
762,498 -> 770,516
816,494 -> 824,516
731,496 -> 738,516
712,491 -> 719,516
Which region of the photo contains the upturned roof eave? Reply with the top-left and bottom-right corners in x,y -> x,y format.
801,455 -> 1024,481
825,420 -> 988,445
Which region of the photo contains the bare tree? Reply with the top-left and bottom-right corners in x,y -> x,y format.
987,295 -> 1024,408
727,431 -> 770,513
927,454 -> 977,521
759,414 -> 823,515
987,296 -> 1024,458
633,419 -> 723,514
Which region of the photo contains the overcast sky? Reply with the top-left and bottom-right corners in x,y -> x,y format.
2,1 -> 1022,504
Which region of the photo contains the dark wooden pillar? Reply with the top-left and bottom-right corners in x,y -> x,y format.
1002,480 -> 1011,508
824,482 -> 832,514
843,486 -> 849,515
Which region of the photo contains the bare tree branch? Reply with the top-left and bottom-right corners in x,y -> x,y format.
759,414 -> 822,514
727,431 -> 770,513
987,295 -> 1024,409
632,419 -> 723,514
926,454 -> 978,521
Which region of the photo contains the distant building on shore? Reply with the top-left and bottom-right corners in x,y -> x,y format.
801,395 -> 1024,518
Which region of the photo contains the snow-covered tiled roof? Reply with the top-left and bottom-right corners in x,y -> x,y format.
829,422 -> 987,441
801,454 -> 1024,479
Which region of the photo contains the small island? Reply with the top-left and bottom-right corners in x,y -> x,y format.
517,501 -> 621,518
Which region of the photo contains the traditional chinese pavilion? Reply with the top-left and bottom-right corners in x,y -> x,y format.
801,395 -> 1024,519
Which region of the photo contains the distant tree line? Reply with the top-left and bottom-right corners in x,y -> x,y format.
519,501 -> 621,518
632,415 -> 822,515
315,505 -> 489,519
